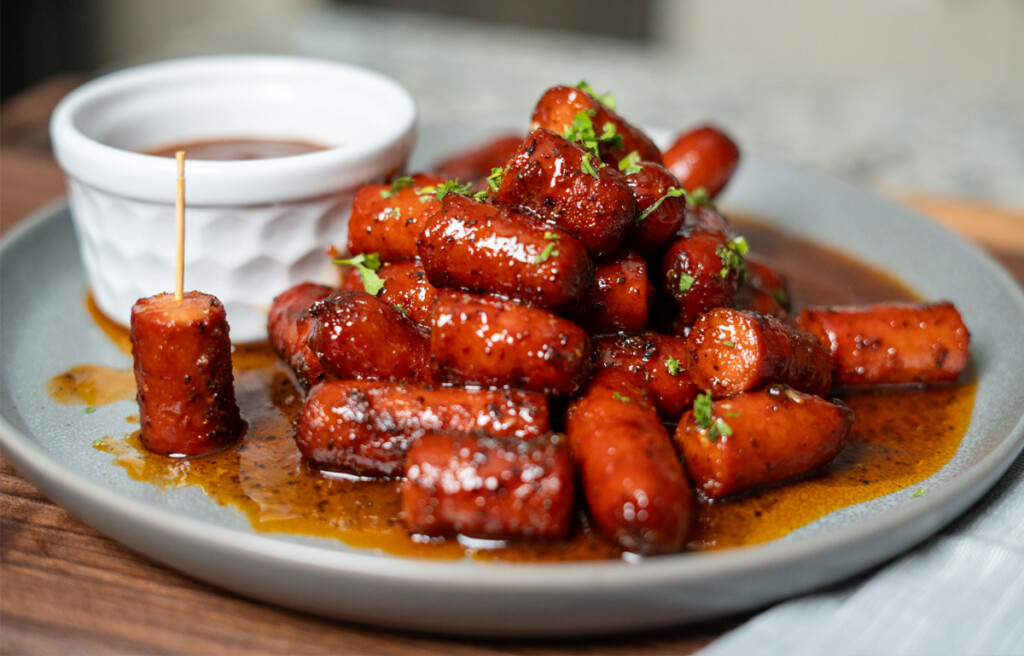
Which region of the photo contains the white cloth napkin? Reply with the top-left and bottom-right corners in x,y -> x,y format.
699,451 -> 1024,656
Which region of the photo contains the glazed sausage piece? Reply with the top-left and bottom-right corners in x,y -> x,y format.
661,227 -> 744,329
307,289 -> 430,384
430,290 -> 591,396
433,133 -> 523,191
340,258 -> 438,327
578,250 -> 655,334
686,307 -> 832,398
267,281 -> 336,388
662,125 -> 740,199
493,127 -> 637,258
793,301 -> 970,387
347,172 -> 445,262
732,254 -> 790,320
131,291 -> 245,457
401,431 -> 575,541
593,331 -> 700,420
417,193 -> 594,312
530,84 -> 662,165
675,386 -> 853,499
295,380 -> 551,477
566,368 -> 692,555
623,160 -> 688,257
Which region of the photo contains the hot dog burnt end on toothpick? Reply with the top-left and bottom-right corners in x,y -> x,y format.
131,291 -> 245,457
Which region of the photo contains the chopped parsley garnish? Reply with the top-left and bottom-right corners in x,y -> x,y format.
486,166 -> 505,193
771,288 -> 789,307
85,407 -> 97,414
618,150 -> 643,175
93,439 -> 106,448
716,236 -> 749,279
722,340 -> 736,348
688,186 -> 711,207
333,252 -> 385,296
393,304 -> 409,317
416,179 -> 473,202
666,355 -> 683,375
534,231 -> 561,264
693,391 -> 733,442
580,154 -> 600,178
575,80 -> 617,110
612,391 -> 631,403
913,488 -> 926,498
678,273 -> 695,293
563,110 -> 622,174
636,186 -> 687,222
380,176 -> 414,199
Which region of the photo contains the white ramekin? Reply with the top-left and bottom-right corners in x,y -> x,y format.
51,55 -> 416,342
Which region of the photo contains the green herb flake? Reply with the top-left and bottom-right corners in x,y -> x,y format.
636,186 -> 687,222
486,166 -> 505,193
687,186 -> 711,207
534,232 -> 562,264
393,304 -> 409,318
678,273 -> 695,293
416,179 -> 473,202
716,236 -> 749,279
722,340 -> 736,348
563,110 -> 621,167
913,488 -> 926,498
693,391 -> 731,442
618,150 -> 643,175
666,356 -> 683,375
612,391 -> 631,403
333,252 -> 385,296
380,176 -> 414,199
93,439 -> 106,448
575,80 -> 617,110
580,153 -> 600,179
85,407 -> 97,414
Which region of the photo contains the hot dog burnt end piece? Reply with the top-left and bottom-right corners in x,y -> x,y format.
347,172 -> 445,262
794,301 -> 970,387
417,194 -> 593,312
593,331 -> 699,420
340,258 -> 438,327
685,307 -> 832,398
493,128 -> 637,258
401,431 -> 575,541
566,368 -> 692,555
267,281 -> 336,388
295,381 -> 551,478
307,289 -> 430,384
430,290 -> 592,396
131,291 -> 245,457
530,85 -> 662,166
623,160 -> 688,257
675,386 -> 853,499
578,250 -> 655,334
661,205 -> 745,328
662,124 -> 740,199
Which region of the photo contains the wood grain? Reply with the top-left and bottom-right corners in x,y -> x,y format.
1,77 -> 1021,656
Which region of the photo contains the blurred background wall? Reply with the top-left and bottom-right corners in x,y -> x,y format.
3,0 -> 1022,207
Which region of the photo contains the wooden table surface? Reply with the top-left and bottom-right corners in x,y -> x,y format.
2,77 -> 1023,656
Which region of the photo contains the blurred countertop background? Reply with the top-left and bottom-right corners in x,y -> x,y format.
4,0 -> 1023,210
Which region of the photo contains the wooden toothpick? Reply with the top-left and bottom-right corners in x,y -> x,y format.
175,151 -> 185,301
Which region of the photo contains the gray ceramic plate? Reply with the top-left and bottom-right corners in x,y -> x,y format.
3,126 -> 1024,637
